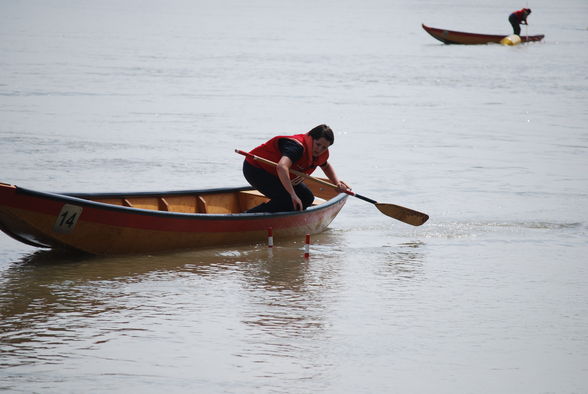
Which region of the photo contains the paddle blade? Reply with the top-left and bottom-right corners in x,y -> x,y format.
375,203 -> 429,226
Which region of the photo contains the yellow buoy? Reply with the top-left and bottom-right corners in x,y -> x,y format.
500,34 -> 522,46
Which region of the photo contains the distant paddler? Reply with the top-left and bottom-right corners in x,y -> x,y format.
241,124 -> 350,213
509,8 -> 532,36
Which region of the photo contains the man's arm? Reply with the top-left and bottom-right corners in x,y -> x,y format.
320,162 -> 351,192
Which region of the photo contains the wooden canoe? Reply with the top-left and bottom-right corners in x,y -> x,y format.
0,181 -> 347,255
422,24 -> 544,45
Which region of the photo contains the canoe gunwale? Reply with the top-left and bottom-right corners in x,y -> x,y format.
16,185 -> 347,220
0,183 -> 348,254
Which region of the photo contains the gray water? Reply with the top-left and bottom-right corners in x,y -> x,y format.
1,0 -> 587,392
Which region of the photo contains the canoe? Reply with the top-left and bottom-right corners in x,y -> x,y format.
422,24 -> 544,45
0,181 -> 347,255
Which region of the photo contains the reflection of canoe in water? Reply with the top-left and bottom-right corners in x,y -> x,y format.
422,24 -> 544,45
0,182 -> 347,255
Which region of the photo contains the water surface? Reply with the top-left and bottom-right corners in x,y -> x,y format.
1,0 -> 587,392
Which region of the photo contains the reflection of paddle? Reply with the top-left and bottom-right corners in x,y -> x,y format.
235,149 -> 429,226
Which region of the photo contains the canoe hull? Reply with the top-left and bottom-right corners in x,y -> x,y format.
0,183 -> 347,255
422,24 -> 544,45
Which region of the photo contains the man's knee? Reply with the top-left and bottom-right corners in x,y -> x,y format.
297,189 -> 315,209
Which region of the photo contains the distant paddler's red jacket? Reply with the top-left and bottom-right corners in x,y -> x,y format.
246,133 -> 329,180
511,8 -> 530,23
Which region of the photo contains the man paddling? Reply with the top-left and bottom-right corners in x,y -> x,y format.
509,8 -> 531,36
242,124 -> 350,213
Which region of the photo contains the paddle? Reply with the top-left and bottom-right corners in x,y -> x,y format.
235,149 -> 429,226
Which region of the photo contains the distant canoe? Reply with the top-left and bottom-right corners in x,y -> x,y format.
422,24 -> 544,45
0,182 -> 347,255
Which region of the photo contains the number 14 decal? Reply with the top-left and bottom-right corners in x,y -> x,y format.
53,204 -> 83,234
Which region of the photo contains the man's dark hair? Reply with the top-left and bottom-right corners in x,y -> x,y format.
307,124 -> 334,145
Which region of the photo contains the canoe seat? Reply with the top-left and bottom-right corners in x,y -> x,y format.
196,196 -> 207,213
158,197 -> 170,211
312,196 -> 326,206
239,189 -> 326,207
240,189 -> 267,198
239,189 -> 268,212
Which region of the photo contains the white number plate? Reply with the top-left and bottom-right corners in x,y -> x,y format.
53,204 -> 83,234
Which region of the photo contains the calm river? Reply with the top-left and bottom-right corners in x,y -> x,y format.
1,0 -> 587,392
